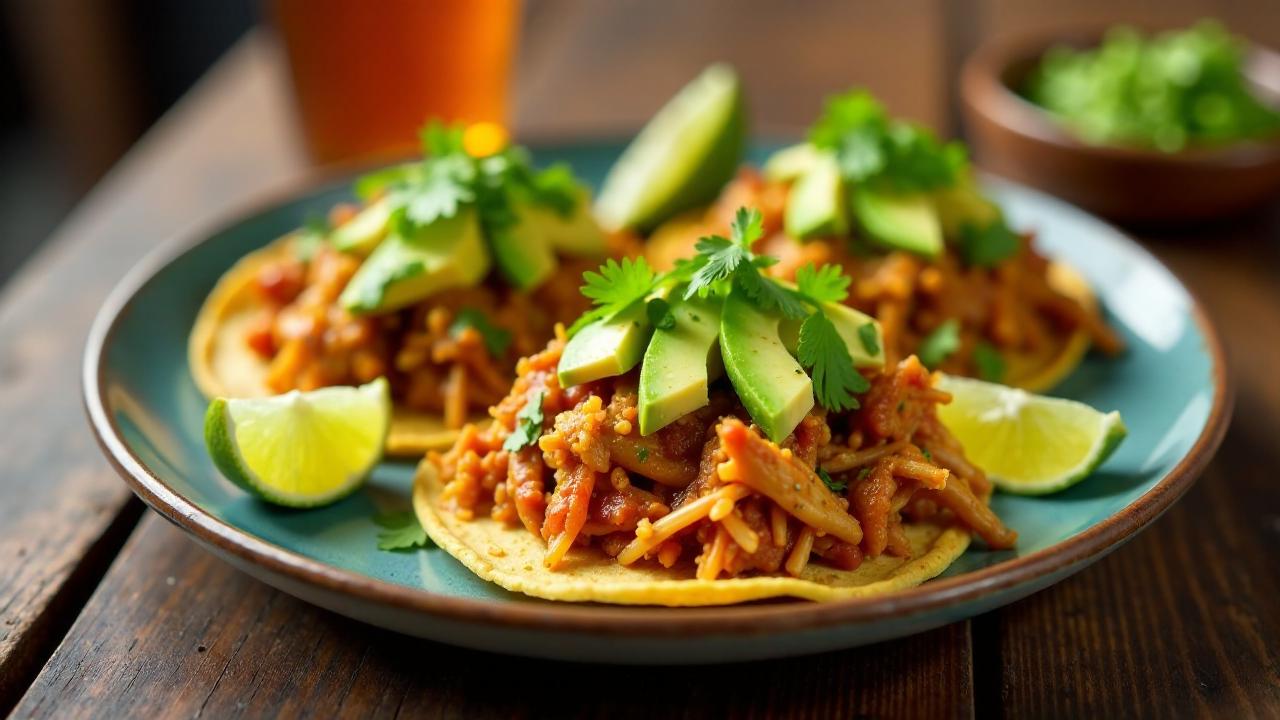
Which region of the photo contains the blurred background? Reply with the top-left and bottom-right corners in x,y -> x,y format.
1,0 -> 1276,290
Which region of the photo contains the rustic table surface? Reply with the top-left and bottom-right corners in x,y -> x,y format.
2,3 -> 1278,718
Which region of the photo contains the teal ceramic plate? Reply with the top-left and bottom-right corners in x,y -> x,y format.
84,143 -> 1230,664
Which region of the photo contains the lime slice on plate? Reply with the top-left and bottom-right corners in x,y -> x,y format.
205,378 -> 391,507
595,63 -> 745,232
935,374 -> 1126,495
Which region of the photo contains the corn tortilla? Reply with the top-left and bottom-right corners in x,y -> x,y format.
413,459 -> 972,606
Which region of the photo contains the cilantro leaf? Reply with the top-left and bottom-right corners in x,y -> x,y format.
580,256 -> 659,315
817,467 -> 847,493
857,323 -> 881,356
857,467 -> 872,481
730,207 -> 764,250
374,511 -> 432,552
528,163 -> 581,218
958,219 -> 1020,267
810,89 -> 967,192
918,320 -> 961,369
636,446 -> 650,463
972,342 -> 1007,382
795,263 -> 850,304
684,236 -> 748,299
393,154 -> 476,228
797,311 -> 870,411
734,265 -> 809,319
809,90 -> 888,150
450,308 -> 513,358
646,298 -> 676,330
503,390 -> 546,452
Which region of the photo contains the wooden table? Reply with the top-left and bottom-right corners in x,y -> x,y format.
3,5 -> 1279,717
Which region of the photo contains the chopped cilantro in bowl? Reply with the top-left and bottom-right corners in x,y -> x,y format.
1023,21 -> 1280,152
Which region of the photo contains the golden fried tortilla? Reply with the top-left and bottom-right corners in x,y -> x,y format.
413,460 -> 971,606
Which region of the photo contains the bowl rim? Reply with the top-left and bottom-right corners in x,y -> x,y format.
82,158 -> 1233,638
961,24 -> 1280,166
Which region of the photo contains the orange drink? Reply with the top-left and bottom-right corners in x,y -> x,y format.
271,0 -> 520,164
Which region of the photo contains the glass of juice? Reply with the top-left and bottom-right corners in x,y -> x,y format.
270,0 -> 520,165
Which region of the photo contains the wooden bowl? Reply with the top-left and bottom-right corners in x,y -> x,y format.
961,29 -> 1280,224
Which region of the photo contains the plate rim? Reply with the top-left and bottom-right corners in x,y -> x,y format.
82,154 -> 1233,638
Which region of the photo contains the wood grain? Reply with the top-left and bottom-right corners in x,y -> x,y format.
511,0 -> 951,139
0,34 -> 306,714
11,513 -> 977,720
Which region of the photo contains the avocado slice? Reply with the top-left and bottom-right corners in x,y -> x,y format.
488,196 -> 559,291
330,196 -> 394,255
932,176 -> 1000,238
779,301 -> 885,370
525,187 -> 607,257
719,287 -> 814,442
851,189 -> 943,259
762,142 -> 824,183
785,153 -> 849,240
637,294 -> 723,435
558,295 -> 663,388
339,207 -> 489,315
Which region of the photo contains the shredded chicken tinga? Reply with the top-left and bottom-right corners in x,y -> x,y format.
419,331 -> 1015,602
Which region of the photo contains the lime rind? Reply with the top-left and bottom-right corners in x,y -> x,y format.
204,378 -> 391,508
595,63 -> 745,232
935,374 -> 1127,496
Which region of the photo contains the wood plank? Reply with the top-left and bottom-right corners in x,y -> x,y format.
12,512 -> 977,720
0,34 -> 305,714
981,211 -> 1280,718
512,0 -> 951,138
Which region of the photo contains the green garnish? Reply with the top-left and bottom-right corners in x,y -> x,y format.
972,342 -> 1007,382
646,297 -> 677,330
958,219 -> 1020,267
797,312 -> 869,411
570,256 -> 663,335
809,90 -> 968,192
574,206 -> 880,413
918,320 -> 961,369
449,308 -> 513,358
818,467 -> 847,493
856,467 -> 872,481
1025,21 -> 1280,152
503,389 -> 546,452
795,263 -> 851,304
294,215 -> 330,261
920,447 -> 933,462
356,121 -> 582,284
374,511 -> 433,552
857,322 -> 880,356
636,446 -> 650,463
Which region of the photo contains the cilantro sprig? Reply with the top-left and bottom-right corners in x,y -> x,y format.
374,511 -> 432,552
809,90 -> 968,193
354,121 -> 583,287
503,389 -> 546,452
568,256 -> 664,335
579,207 -> 873,411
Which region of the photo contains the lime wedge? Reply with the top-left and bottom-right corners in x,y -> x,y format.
935,375 -> 1126,495
205,378 -> 390,507
595,63 -> 745,232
